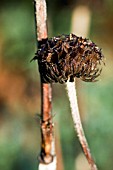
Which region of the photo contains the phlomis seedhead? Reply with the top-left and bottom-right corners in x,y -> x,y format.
32,33 -> 105,83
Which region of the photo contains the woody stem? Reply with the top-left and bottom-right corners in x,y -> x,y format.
34,0 -> 56,169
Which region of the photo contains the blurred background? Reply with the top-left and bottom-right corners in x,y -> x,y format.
0,0 -> 113,170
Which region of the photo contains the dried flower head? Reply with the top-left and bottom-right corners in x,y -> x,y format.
32,33 -> 104,83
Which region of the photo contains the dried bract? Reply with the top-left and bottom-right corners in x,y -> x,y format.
32,33 -> 104,83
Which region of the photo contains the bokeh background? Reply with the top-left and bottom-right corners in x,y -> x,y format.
0,0 -> 113,170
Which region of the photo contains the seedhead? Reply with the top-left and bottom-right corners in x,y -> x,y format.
32,33 -> 104,83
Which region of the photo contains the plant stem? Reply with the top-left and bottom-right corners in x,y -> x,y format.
34,0 -> 56,169
66,80 -> 98,170
34,0 -> 47,41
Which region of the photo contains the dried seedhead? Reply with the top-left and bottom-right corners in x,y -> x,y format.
32,33 -> 105,83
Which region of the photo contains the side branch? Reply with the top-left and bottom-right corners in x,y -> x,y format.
66,80 -> 98,170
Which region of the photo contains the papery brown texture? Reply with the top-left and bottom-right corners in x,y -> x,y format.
32,33 -> 104,83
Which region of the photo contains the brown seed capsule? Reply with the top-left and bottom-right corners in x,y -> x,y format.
32,33 -> 104,83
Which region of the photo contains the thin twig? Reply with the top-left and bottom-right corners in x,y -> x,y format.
34,0 -> 56,169
66,80 -> 98,170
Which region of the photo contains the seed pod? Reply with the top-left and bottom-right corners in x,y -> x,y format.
32,33 -> 104,83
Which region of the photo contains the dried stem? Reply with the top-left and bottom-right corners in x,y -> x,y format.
34,0 -> 47,41
66,80 -> 98,170
34,0 -> 56,169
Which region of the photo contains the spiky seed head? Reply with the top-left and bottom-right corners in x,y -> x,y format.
32,33 -> 105,83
